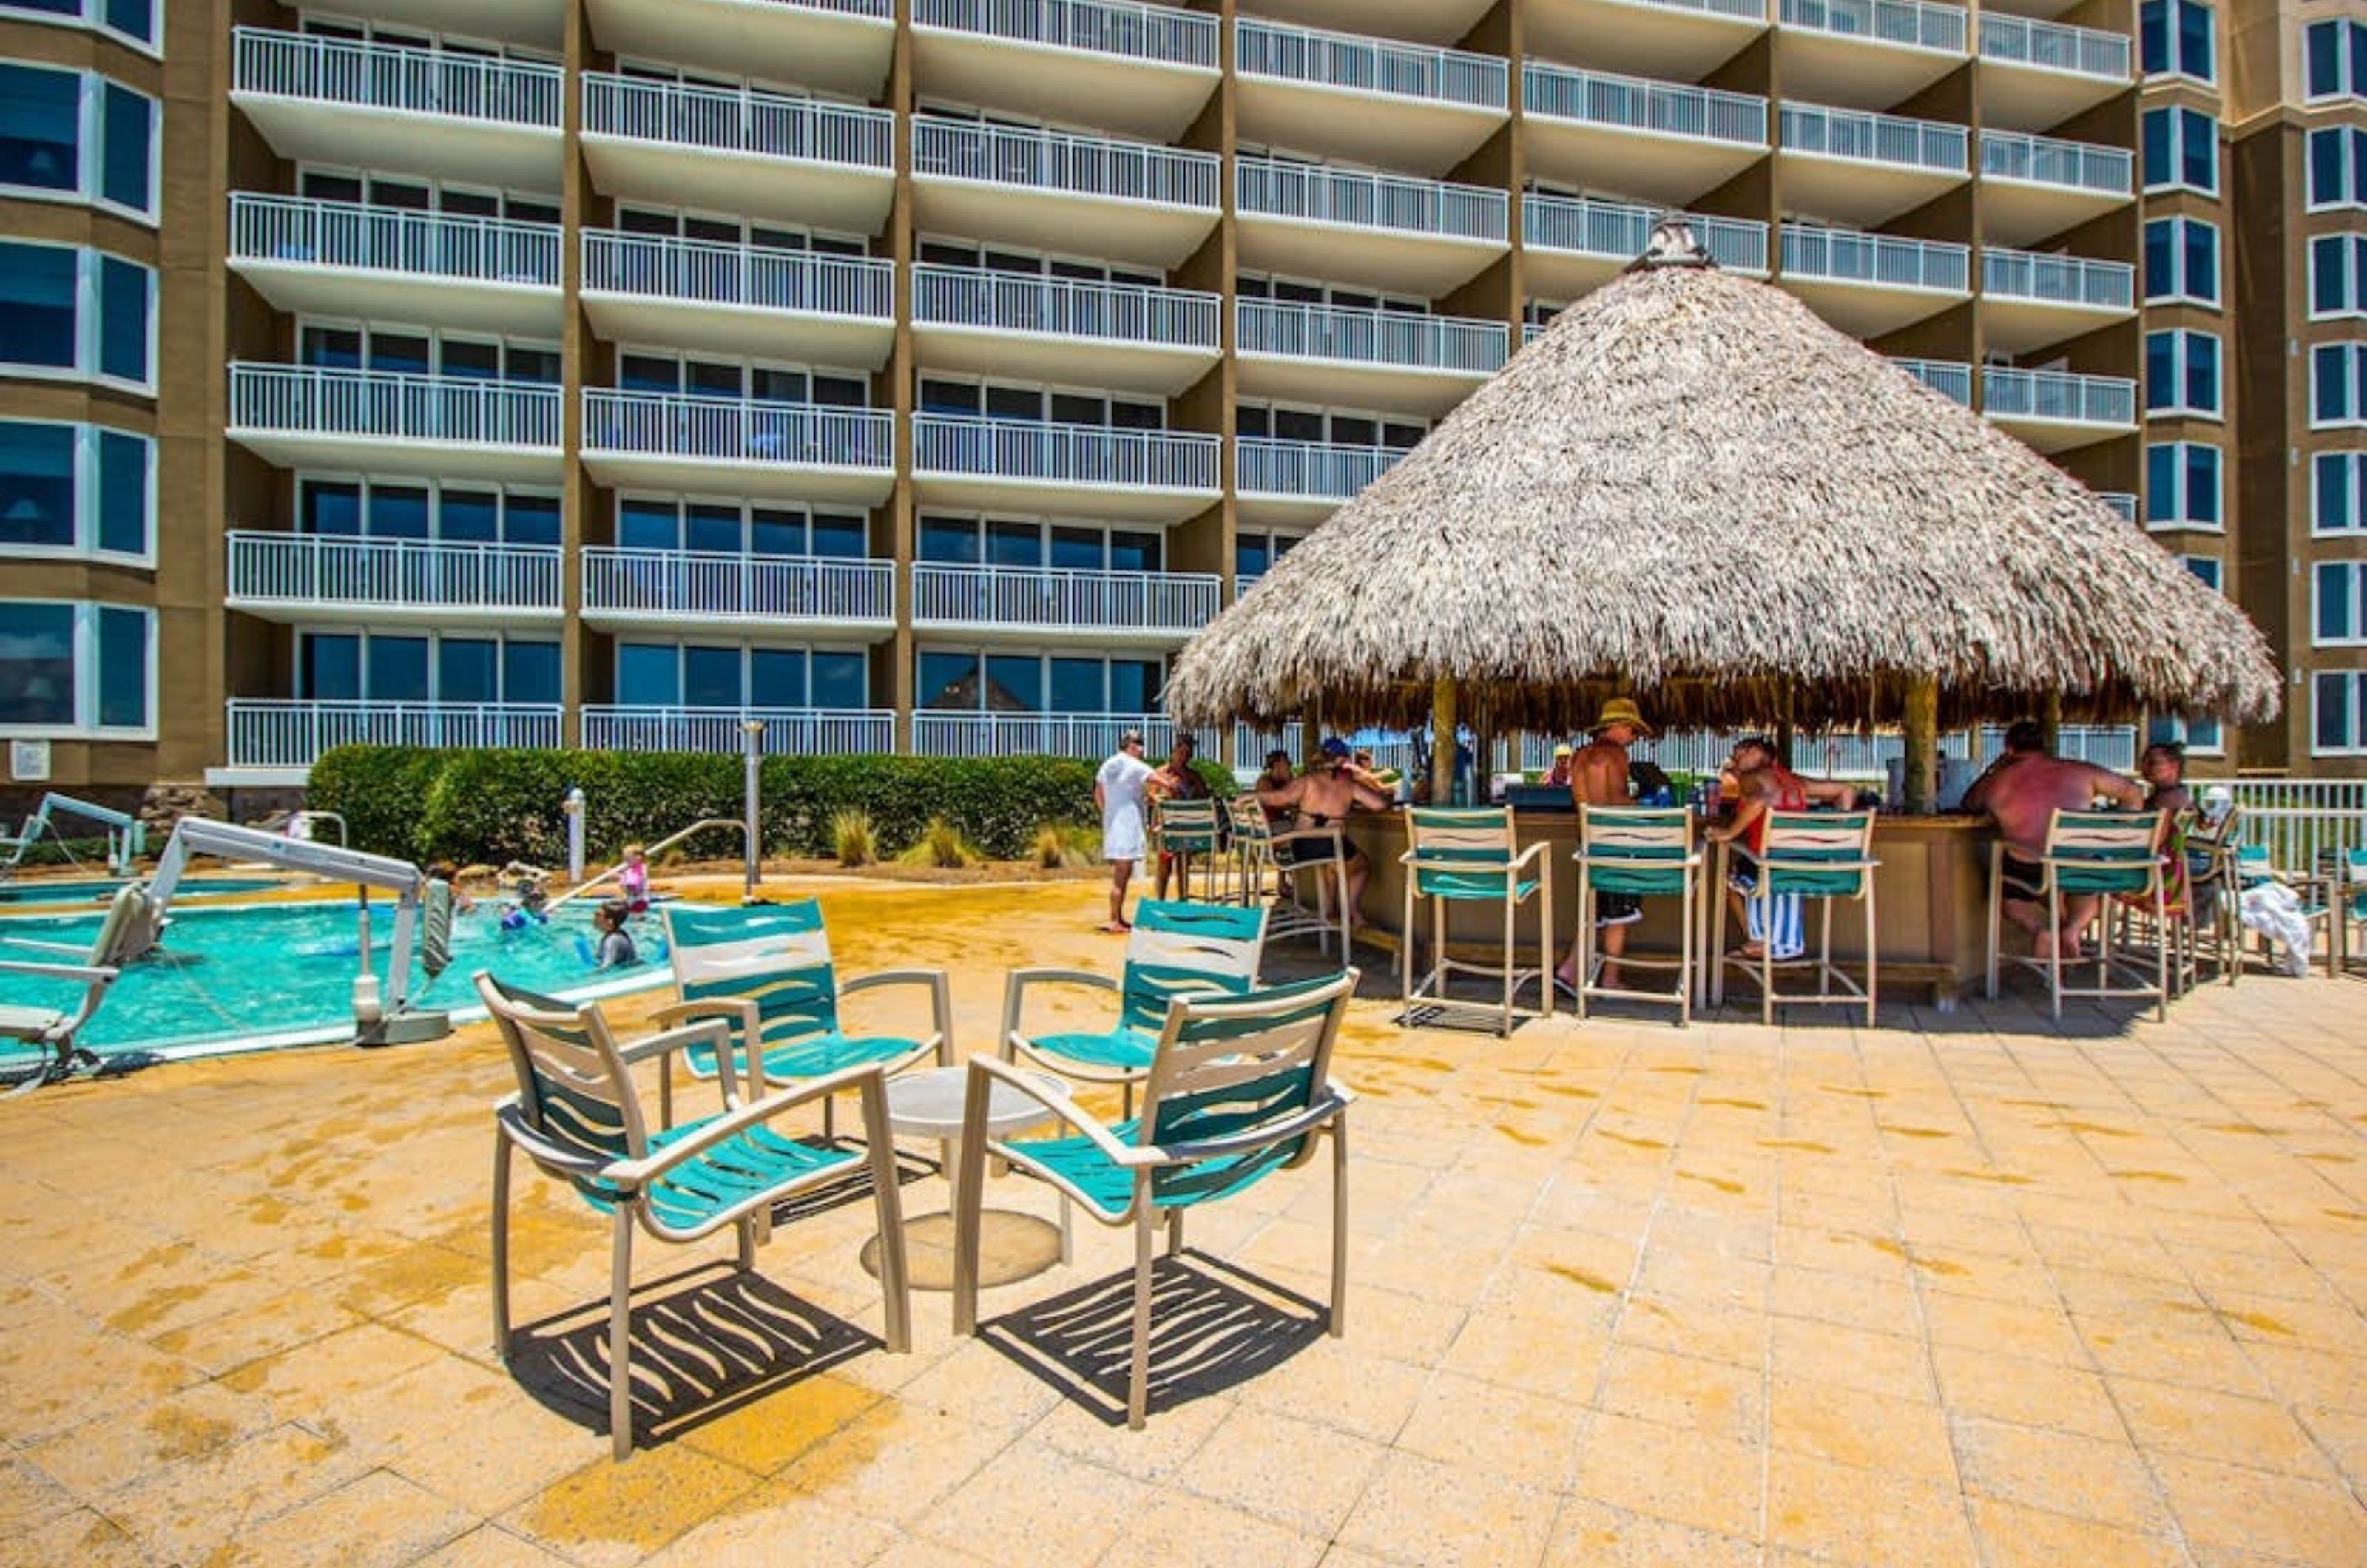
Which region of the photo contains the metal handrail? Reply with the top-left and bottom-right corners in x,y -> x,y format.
582,230 -> 894,317
1893,357 -> 1973,404
910,561 -> 1221,629
229,363 -> 563,447
1235,438 -> 1398,499
1780,222 -> 1969,291
230,27 -> 561,125
1977,11 -> 2129,80
1522,192 -> 1769,273
912,414 -> 1220,490
1522,61 -> 1766,145
1235,155 -> 1507,241
1235,300 -> 1507,373
914,0 -> 1217,67
231,194 -> 561,287
1982,246 -> 2134,310
1780,101 -> 1967,172
912,264 -> 1220,347
581,72 -> 894,168
1979,129 -> 2133,195
1777,0 -> 1965,53
913,115 -> 1219,207
581,390 -> 894,467
1237,16 -> 1506,109
226,530 -> 564,609
1982,366 -> 2138,425
580,546 -> 896,621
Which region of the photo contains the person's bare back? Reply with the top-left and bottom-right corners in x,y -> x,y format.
1971,753 -> 2142,856
1569,737 -> 1631,808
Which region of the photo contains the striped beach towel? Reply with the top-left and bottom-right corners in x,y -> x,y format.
1746,891 -> 1806,962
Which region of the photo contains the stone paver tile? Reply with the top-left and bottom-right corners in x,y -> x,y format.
1764,1447 -> 1979,1568
2242,1342 -> 2367,1415
1968,1497 -> 2191,1568
1095,1485 -> 1326,1568
412,1526 -> 580,1567
2152,1453 -> 2367,1564
888,1337 -> 1064,1435
1175,1406 -> 1388,1538
149,1286 -> 365,1377
9,1507 -> 156,1567
0,1452 -> 81,1534
1767,1375 -> 1958,1484
2073,1311 -> 2275,1397
1435,1309 -> 1608,1403
2297,1402 -> 2367,1490
1610,1293 -> 1769,1371
2107,1376 -> 2327,1476
775,1402 -> 1015,1528
1394,1371 -> 1590,1490
1919,1288 -> 2088,1365
674,1371 -> 882,1477
1033,1380 -> 1232,1482
910,1439 -> 1148,1568
1232,1336 -> 1426,1446
22,1378 -> 280,1498
1767,1263 -> 1922,1339
1568,1411 -> 1763,1541
1948,1416 -> 2173,1535
368,1371 -> 624,1518
3,1325 -> 206,1444
99,1422 -> 376,1567
498,1444 -> 763,1568
1930,1345 -> 2127,1442
1539,1496 -> 1760,1568
331,1243 -> 490,1317
641,1477 -> 899,1567
1595,1342 -> 1766,1448
1769,1316 -> 1936,1404
212,1468 -> 476,1567
1331,1449 -> 1561,1568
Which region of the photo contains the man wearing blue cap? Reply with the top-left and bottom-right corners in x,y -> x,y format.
1254,737 -> 1393,932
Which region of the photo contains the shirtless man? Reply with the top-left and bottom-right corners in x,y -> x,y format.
1705,735 -> 1857,958
1554,698 -> 1653,994
1255,737 -> 1391,930
1961,720 -> 2147,959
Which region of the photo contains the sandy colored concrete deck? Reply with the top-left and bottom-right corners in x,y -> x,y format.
3,876 -> 2365,1567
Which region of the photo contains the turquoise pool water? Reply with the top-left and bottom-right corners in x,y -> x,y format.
0,877 -> 284,905
0,898 -> 669,1054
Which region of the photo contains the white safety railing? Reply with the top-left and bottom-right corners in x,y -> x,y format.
1780,222 -> 1969,291
581,547 -> 895,621
913,414 -> 1220,490
914,0 -> 1217,68
1235,300 -> 1507,374
581,390 -> 894,468
914,711 -> 1198,757
1236,155 -> 1507,242
911,563 -> 1219,631
1780,101 -> 1968,172
584,706 -> 897,757
914,116 -> 1220,208
912,265 -> 1219,348
226,698 -> 561,768
231,193 -> 560,288
1982,366 -> 2137,425
581,72 -> 894,169
231,27 -> 561,126
1777,0 -> 1965,53
787,0 -> 894,13
1522,192 -> 1769,273
1235,437 -> 1397,499
1979,129 -> 2133,195
1522,61 -> 1766,146
1982,246 -> 2134,310
582,231 -> 893,319
2191,778 -> 2367,881
227,531 -> 562,611
1977,12 -> 2129,81
1618,0 -> 1767,19
2098,490 -> 2138,521
1894,356 -> 1973,404
229,364 -> 563,448
1237,16 -> 1506,109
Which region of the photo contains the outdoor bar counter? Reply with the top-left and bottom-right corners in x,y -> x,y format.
1346,810 -> 1994,1008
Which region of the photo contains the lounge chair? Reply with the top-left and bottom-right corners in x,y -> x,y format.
0,882 -> 151,1095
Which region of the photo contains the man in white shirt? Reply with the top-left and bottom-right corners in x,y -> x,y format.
1094,729 -> 1153,932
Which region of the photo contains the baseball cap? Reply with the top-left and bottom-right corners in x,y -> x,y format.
1319,737 -> 1352,759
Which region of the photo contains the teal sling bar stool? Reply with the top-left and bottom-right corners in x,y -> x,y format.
1399,806 -> 1551,1035
1572,806 -> 1703,1026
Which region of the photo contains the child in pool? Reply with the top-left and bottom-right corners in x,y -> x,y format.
616,844 -> 649,913
500,872 -> 550,931
584,899 -> 638,970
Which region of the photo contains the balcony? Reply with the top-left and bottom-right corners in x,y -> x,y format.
229,29 -> 562,190
1235,156 -> 1508,296
1777,222 -> 1970,334
1522,192 -> 1769,299
1977,129 -> 2134,248
340,0 -> 562,51
913,710 -> 1186,758
911,0 -> 1219,142
585,0 -> 893,100
228,364 -> 562,481
911,118 -> 1221,269
580,547 -> 896,635
1521,63 -> 1767,209
1981,367 -> 2137,453
1777,102 -> 1967,226
581,705 -> 897,757
225,532 -> 564,626
1235,300 -> 1505,417
580,232 -> 894,366
1976,13 -> 2129,132
229,194 -> 562,336
1981,246 -> 2135,354
1526,0 -> 1769,83
224,698 -> 561,777
1235,437 -> 1399,524
1894,356 -> 1972,404
1235,16 -> 1507,177
580,391 -> 895,504
910,563 -> 1221,642
911,266 -> 1220,395
912,415 -> 1220,522
579,73 -> 896,233
1776,0 -> 1967,109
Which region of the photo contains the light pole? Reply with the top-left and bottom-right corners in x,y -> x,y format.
562,785 -> 585,885
742,720 -> 765,902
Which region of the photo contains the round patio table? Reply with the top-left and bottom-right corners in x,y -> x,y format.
858,1065 -> 1073,1292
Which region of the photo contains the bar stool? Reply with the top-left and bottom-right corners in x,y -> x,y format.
1399,806 -> 1551,1035
1149,796 -> 1221,902
1985,808 -> 2170,1021
1230,798 -> 1353,958
1715,810 -> 1881,1027
1572,805 -> 1702,1026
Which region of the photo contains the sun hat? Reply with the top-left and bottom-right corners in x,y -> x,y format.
1587,697 -> 1656,737
1552,743 -> 1573,757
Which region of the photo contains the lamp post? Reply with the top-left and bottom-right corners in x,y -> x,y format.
742,719 -> 765,902
561,785 -> 584,885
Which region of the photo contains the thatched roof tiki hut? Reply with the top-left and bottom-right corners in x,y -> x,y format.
1165,223 -> 2280,809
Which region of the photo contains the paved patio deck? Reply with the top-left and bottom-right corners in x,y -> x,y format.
3,876 -> 2364,1567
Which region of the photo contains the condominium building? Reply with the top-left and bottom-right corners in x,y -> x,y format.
0,0 -> 2353,805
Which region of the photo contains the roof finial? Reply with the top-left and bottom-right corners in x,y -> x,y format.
1631,217 -> 1716,271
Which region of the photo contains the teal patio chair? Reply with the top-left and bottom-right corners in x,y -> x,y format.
1985,808 -> 2170,1021
953,969 -> 1357,1429
476,973 -> 911,1460
1573,806 -> 1702,1026
1721,809 -> 1881,1027
1399,806 -> 1551,1035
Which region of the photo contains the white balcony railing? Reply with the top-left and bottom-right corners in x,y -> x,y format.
1780,221 -> 1969,291
1237,16 -> 1506,109
229,364 -> 563,448
581,547 -> 894,622
1521,62 -> 1766,146
581,391 -> 894,469
226,531 -> 562,612
1236,155 -> 1507,242
1976,13 -> 2129,81
1982,246 -> 2134,310
913,415 -> 1220,490
231,28 -> 562,126
581,72 -> 894,169
1780,102 -> 1967,173
1522,193 -> 1770,273
582,705 -> 897,757
914,0 -> 1218,68
1236,437 -> 1397,499
914,117 -> 1220,208
1235,300 -> 1507,374
230,194 -> 561,288
912,265 -> 1220,348
1893,357 -> 1972,404
1982,367 -> 2137,425
1777,0 -> 1965,53
911,563 -> 1220,631
1979,129 -> 2133,196
226,698 -> 561,768
582,231 -> 894,319
913,711 -> 1184,757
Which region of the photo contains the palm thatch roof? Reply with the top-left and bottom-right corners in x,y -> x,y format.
1164,228 -> 2280,735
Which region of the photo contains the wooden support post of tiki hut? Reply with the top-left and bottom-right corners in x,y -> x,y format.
1300,714 -> 1319,768
1775,681 -> 1796,769
1902,675 -> 1939,815
1430,677 -> 1457,805
2041,689 -> 2064,754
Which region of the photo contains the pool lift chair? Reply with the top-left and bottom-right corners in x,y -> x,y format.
0,881 -> 155,1095
0,792 -> 147,880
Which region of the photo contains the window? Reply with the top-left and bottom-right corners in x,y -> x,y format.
2147,712 -> 2222,755
0,421 -> 151,560
917,649 -> 1160,714
2318,670 -> 2367,753
2307,17 -> 2367,101
2144,218 -> 2219,307
916,516 -> 1159,570
2145,330 -> 2221,418
2314,452 -> 2367,534
2314,342 -> 2367,428
2183,554 -> 2222,592
294,478 -> 558,544
1235,530 -> 1301,580
2318,561 -> 2367,644
916,378 -> 1161,429
2309,126 -> 2367,209
0,64 -> 158,220
2144,442 -> 2221,530
0,599 -> 151,734
614,642 -> 865,709
611,496 -> 865,557
299,322 -> 560,385
297,631 -> 558,703
2311,234 -> 2367,319
0,243 -> 153,391
2142,107 -> 2217,195
2141,0 -> 2215,81
0,0 -> 160,50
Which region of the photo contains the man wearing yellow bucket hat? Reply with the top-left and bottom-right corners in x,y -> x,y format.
1551,697 -> 1657,996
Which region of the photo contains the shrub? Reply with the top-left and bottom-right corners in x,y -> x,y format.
1030,822 -> 1100,869
897,817 -> 979,868
831,809 -> 877,867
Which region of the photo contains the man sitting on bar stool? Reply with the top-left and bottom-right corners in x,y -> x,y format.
1707,735 -> 1860,962
1961,720 -> 2150,962
1553,697 -> 1655,996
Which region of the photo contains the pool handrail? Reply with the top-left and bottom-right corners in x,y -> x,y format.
546,817 -> 750,913
1,793 -> 149,878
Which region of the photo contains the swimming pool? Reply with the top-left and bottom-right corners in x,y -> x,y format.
0,876 -> 285,906
0,898 -> 669,1056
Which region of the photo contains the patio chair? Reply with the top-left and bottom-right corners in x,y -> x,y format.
1148,796 -> 1222,902
1985,809 -> 2171,1021
1003,898 -> 1266,1117
1721,809 -> 1881,1027
2343,847 -> 2367,975
2179,805 -> 2246,986
1399,806 -> 1551,1035
476,972 -> 911,1460
1220,794 -> 1274,907
1572,806 -> 1702,1026
953,969 -> 1357,1429
659,900 -> 950,1139
0,882 -> 152,1095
